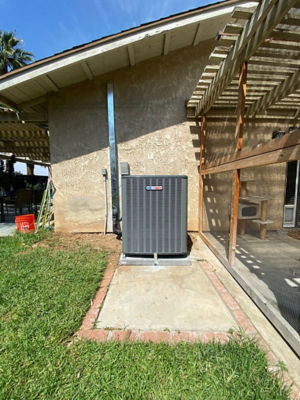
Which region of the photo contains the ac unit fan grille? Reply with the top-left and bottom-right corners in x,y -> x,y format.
122,176 -> 187,255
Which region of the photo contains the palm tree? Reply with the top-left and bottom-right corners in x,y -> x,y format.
0,31 -> 34,75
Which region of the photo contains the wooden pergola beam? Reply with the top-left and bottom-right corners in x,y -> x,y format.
0,149 -> 49,155
247,68 -> 300,116
195,0 -> 298,116
203,143 -> 300,173
0,153 -> 49,166
0,153 -> 49,161
206,108 -> 300,118
202,130 -> 300,174
0,112 -> 47,122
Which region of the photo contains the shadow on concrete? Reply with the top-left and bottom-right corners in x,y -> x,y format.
205,230 -> 300,335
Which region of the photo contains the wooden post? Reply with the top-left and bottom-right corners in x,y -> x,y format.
228,62 -> 247,266
260,200 -> 268,240
198,115 -> 206,233
239,219 -> 246,235
27,162 -> 34,176
239,181 -> 247,235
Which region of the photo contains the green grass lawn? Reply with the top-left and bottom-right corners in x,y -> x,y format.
0,232 -> 290,399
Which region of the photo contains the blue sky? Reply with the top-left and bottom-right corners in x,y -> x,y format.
1,0 -> 218,61
1,0 -> 218,174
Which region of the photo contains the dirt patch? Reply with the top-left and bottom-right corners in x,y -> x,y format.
35,232 -> 122,269
34,232 -> 197,268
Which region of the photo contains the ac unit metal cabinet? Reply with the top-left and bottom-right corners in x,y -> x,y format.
121,175 -> 188,256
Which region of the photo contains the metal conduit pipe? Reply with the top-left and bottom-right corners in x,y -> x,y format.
106,81 -> 122,237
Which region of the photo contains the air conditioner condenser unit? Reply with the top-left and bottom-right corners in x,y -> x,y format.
121,175 -> 188,257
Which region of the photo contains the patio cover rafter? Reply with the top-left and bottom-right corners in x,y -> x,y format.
246,68 -> 300,116
188,0 -> 300,117
0,115 -> 50,162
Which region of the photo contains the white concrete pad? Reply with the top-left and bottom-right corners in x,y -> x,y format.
97,262 -> 237,332
0,223 -> 16,237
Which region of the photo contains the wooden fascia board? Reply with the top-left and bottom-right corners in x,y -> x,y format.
196,0 -> 298,116
0,153 -> 50,166
201,130 -> 300,174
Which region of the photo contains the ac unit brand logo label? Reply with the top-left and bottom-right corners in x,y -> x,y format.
145,186 -> 163,191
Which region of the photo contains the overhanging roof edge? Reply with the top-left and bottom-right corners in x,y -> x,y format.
0,0 -> 257,93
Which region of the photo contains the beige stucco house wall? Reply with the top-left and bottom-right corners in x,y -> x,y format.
201,118 -> 288,232
49,38 -> 287,233
49,40 -> 215,232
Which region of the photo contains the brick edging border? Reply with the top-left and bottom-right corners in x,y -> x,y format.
201,261 -> 299,400
77,259 -> 116,332
75,258 -> 299,399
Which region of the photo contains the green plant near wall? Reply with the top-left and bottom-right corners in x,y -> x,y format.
0,31 -> 34,75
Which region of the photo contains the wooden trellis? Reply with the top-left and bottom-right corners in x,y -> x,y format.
0,114 -> 49,162
188,0 -> 300,356
188,0 -> 300,263
188,0 -> 300,119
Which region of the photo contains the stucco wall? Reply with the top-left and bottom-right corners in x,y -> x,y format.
49,77 -> 111,232
49,40 -> 214,232
49,40 -> 288,234
201,118 -> 288,232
